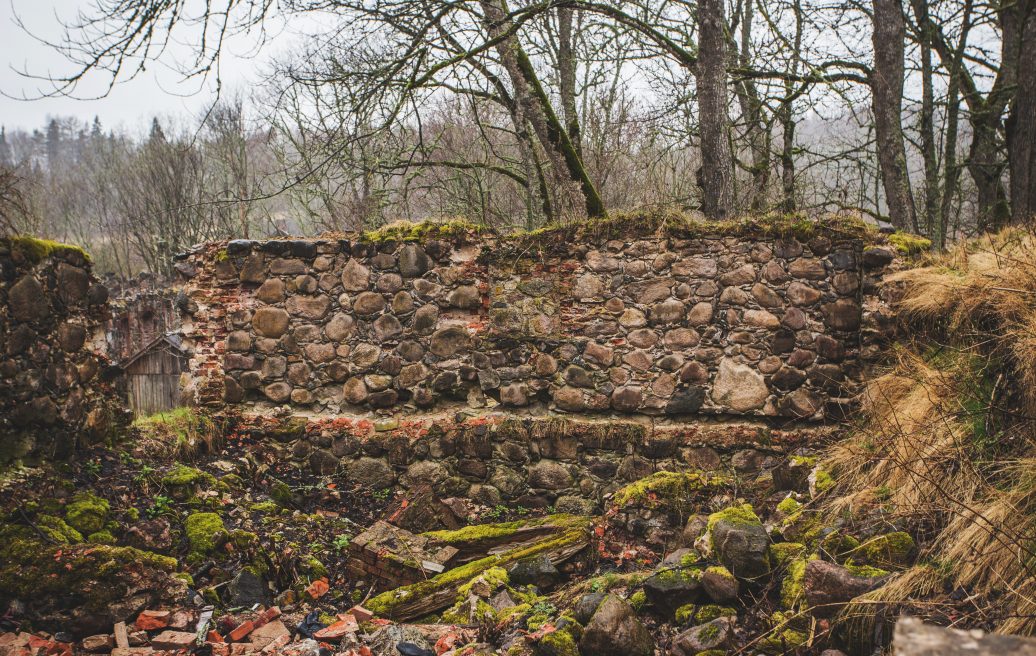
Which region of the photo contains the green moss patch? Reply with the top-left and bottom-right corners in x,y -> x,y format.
613,471 -> 729,511
855,531 -> 916,568
65,492 -> 110,535
185,512 -> 227,558
361,219 -> 486,244
4,236 -> 91,264
888,231 -> 932,255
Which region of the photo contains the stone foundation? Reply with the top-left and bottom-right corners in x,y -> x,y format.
236,413 -> 840,514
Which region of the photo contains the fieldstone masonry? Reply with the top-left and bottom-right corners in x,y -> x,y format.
0,239 -> 125,463
176,222 -> 894,421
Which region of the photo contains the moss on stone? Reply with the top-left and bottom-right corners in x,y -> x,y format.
5,236 -> 91,264
776,497 -> 801,516
812,468 -> 835,495
174,572 -> 195,586
0,525 -> 178,617
612,471 -> 728,510
361,219 -> 486,244
501,211 -> 873,257
844,561 -> 891,578
768,542 -> 806,568
299,554 -> 328,580
888,232 -> 932,255
674,603 -> 696,625
457,566 -> 509,600
627,589 -> 647,611
161,464 -> 216,488
87,530 -> 117,544
856,531 -> 916,568
270,480 -> 294,507
65,492 -> 110,535
185,512 -> 227,557
779,554 -> 818,610
250,501 -> 280,514
538,629 -> 578,656
707,504 -> 762,552
36,514 -> 84,544
695,605 -> 737,624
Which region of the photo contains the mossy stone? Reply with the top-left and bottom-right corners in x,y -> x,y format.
65,492 -> 110,535
185,512 -> 227,557
857,531 -> 915,568
36,515 -> 84,544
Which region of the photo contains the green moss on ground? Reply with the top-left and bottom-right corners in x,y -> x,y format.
65,492 -> 110,535
185,512 -> 227,558
0,525 -> 178,617
538,628 -> 579,656
768,542 -> 806,568
87,530 -> 117,544
36,515 -> 84,544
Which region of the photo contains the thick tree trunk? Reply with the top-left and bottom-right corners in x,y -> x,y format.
871,0 -> 917,231
696,0 -> 735,219
481,0 -> 605,218
1007,0 -> 1036,224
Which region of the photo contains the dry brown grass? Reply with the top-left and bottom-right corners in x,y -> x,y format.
822,227 -> 1036,638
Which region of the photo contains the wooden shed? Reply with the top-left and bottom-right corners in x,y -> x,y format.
122,333 -> 188,416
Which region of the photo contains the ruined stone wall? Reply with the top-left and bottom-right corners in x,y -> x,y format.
0,239 -> 125,463
177,223 -> 895,421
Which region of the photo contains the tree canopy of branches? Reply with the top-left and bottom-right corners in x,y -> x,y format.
4,0 -> 1035,273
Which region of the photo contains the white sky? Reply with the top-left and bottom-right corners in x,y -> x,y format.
0,0 -> 277,132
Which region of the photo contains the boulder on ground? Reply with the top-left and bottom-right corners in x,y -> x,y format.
709,504 -> 771,581
579,595 -> 653,656
803,560 -> 887,616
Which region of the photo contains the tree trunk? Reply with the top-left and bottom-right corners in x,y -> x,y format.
696,0 -> 735,219
911,0 -> 939,237
871,0 -> 917,231
1007,0 -> 1036,224
557,7 -> 582,157
480,0 -> 605,218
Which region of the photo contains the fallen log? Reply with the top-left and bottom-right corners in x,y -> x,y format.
365,516 -> 591,621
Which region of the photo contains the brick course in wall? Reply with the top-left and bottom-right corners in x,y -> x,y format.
177,223 -> 895,421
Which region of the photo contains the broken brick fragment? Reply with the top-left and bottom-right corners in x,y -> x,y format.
150,631 -> 197,651
135,610 -> 171,631
305,578 -> 329,600
228,621 -> 255,642
348,605 -> 373,623
313,614 -> 358,640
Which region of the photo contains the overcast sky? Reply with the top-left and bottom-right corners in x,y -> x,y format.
0,0 -> 275,133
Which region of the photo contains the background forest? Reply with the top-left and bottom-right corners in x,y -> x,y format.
0,0 -> 1034,276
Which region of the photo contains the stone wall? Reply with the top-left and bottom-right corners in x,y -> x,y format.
236,413 -> 840,516
177,221 -> 896,421
0,239 -> 125,463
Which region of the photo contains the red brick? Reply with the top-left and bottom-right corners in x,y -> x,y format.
228,622 -> 254,643
135,611 -> 171,632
